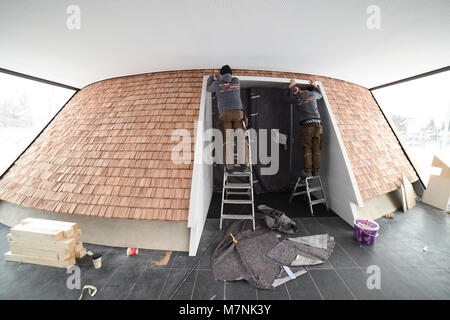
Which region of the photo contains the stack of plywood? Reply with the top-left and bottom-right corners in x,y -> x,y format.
400,174 -> 417,212
4,218 -> 87,268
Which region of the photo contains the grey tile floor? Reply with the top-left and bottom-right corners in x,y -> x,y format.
0,201 -> 448,300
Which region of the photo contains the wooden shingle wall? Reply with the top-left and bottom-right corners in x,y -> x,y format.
0,69 -> 418,220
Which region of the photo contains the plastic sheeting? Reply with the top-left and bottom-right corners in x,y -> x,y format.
212,87 -> 305,193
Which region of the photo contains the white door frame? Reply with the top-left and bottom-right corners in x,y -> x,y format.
187,75 -> 362,255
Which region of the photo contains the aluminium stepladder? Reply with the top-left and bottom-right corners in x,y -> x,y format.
289,175 -> 328,216
219,123 -> 255,231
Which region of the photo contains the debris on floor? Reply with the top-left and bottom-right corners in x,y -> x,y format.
211,218 -> 335,290
79,285 -> 98,300
150,251 -> 172,266
423,246 -> 428,252
4,217 -> 86,268
92,253 -> 102,269
126,248 -> 139,256
258,205 -> 298,235
385,213 -> 394,219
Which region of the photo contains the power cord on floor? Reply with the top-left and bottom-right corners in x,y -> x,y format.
168,240 -> 218,300
79,285 -> 98,300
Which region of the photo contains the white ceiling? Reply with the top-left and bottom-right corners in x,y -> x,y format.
1,0 -> 449,89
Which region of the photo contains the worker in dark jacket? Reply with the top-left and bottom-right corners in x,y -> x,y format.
207,65 -> 248,171
282,79 -> 323,177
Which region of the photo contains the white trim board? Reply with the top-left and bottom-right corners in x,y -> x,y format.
187,76 -> 213,256
187,75 -> 364,255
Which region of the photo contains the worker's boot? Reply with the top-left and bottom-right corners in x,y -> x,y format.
313,168 -> 320,177
225,164 -> 235,173
234,164 -> 249,172
300,168 -> 312,178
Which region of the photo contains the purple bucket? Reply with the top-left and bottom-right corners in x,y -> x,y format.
354,219 -> 379,245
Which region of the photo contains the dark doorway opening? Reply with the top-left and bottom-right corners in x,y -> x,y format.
209,86 -> 334,218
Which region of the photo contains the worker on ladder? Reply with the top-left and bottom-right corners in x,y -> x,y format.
207,65 -> 249,172
208,66 -> 255,230
282,79 -> 324,178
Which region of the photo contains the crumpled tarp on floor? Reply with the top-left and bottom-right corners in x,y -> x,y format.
267,234 -> 335,266
211,212 -> 335,290
258,204 -> 298,235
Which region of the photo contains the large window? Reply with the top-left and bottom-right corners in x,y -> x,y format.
0,72 -> 76,175
373,71 -> 450,185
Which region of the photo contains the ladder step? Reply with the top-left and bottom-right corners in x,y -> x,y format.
226,171 -> 252,177
222,199 -> 253,204
224,183 -> 251,189
226,191 -> 251,196
293,191 -> 307,196
310,198 -> 326,205
294,186 -> 322,193
222,214 -> 254,220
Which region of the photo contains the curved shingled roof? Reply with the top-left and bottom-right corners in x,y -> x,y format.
0,69 -> 418,220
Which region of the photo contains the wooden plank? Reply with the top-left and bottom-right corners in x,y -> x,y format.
66,229 -> 82,239
16,220 -> 76,238
9,245 -> 72,261
400,183 -> 407,212
7,233 -> 77,250
20,218 -> 78,231
75,248 -> 87,259
402,174 -> 417,210
75,242 -> 83,251
11,224 -> 64,241
4,251 -> 75,268
74,242 -> 87,258
422,175 -> 450,211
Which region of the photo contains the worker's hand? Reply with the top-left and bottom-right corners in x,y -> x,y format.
310,80 -> 316,87
289,79 -> 296,88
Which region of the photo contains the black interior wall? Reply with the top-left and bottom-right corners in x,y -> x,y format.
212,87 -> 305,194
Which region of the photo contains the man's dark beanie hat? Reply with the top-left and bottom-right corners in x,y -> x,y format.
220,65 -> 232,75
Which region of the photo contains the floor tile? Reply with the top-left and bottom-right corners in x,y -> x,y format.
335,268 -> 385,300
126,268 -> 170,299
257,284 -> 290,300
305,260 -> 334,270
197,237 -> 219,270
329,243 -> 360,269
105,266 -> 143,287
159,268 -> 196,300
316,217 -> 354,238
375,266 -> 443,299
308,269 -> 355,300
225,280 -> 257,300
192,270 -> 224,300
94,284 -> 135,300
285,272 -> 322,300
171,251 -> 201,270
335,237 -> 396,269
201,219 -> 225,239
297,218 -> 327,235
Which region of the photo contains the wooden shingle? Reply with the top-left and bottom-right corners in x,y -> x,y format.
0,69 -> 418,221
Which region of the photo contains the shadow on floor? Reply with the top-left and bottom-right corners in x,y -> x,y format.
207,191 -> 336,219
